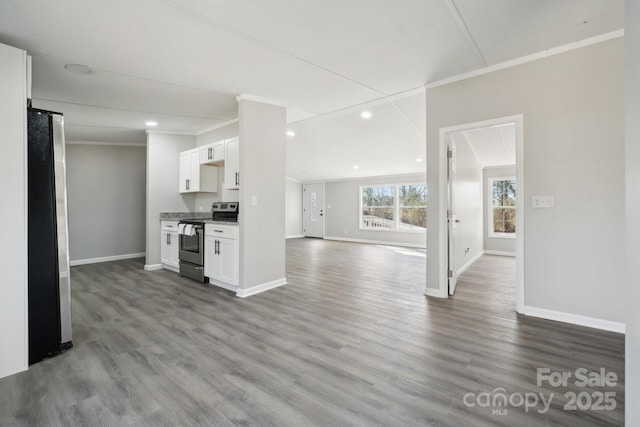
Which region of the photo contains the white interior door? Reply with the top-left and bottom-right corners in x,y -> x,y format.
448,138 -> 459,295
303,183 -> 324,238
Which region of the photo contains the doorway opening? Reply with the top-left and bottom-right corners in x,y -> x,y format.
437,115 -> 524,313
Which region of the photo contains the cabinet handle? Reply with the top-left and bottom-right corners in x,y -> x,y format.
186,179 -> 190,190
208,147 -> 213,160
235,172 -> 239,186
167,233 -> 170,245
215,240 -> 220,255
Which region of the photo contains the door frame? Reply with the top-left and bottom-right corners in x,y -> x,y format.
303,181 -> 325,238
436,114 -> 525,313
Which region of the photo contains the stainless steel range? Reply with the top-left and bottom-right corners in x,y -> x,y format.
178,202 -> 239,282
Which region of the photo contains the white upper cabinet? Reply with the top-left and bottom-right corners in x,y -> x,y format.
179,148 -> 218,193
224,137 -> 239,190
200,141 -> 225,165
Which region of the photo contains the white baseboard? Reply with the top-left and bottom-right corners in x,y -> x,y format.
71,252 -> 145,267
236,278 -> 287,298
162,264 -> 179,273
484,250 -> 516,257
423,287 -> 445,298
525,306 -> 625,334
286,234 -> 305,239
455,250 -> 484,277
144,264 -> 164,271
324,236 -> 426,249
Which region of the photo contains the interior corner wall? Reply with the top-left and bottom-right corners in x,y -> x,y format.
483,166 -> 516,254
66,144 -> 146,262
452,136 -> 483,271
194,122 -> 240,211
324,174 -> 426,247
286,178 -> 303,238
146,132 -> 196,267
625,0 -> 640,424
426,37 -> 625,325
237,99 -> 287,289
0,42 -> 28,379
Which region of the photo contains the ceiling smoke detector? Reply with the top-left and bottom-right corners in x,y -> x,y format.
64,63 -> 95,75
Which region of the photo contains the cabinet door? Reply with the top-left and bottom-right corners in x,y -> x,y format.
204,236 -> 219,279
179,151 -> 191,193
200,142 -> 225,164
169,231 -> 179,267
218,238 -> 237,286
224,137 -> 239,190
189,149 -> 200,191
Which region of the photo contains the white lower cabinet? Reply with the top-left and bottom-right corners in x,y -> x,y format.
204,224 -> 238,291
160,221 -> 179,272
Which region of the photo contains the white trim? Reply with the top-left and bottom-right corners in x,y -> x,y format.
144,264 -> 164,271
236,278 -> 287,298
146,129 -> 197,136
286,176 -> 304,184
525,306 -> 625,334
425,30 -> 624,90
162,264 -> 179,273
236,94 -> 288,108
208,279 -> 237,293
66,140 -> 146,147
195,118 -> 239,136
286,234 -> 305,239
483,165 -> 516,170
322,172 -> 425,184
435,115 -> 525,313
70,252 -> 145,266
456,250 -> 484,278
325,236 -> 426,249
423,287 -> 443,298
484,250 -> 516,257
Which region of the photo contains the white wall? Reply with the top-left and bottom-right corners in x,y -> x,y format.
426,38 -> 625,325
452,136 -> 483,271
195,121 -> 240,212
286,178 -> 303,238
483,166 -> 516,254
237,98 -> 287,292
324,174 -> 426,247
66,143 -> 146,262
0,43 -> 28,379
626,0 -> 640,423
145,132 -> 196,267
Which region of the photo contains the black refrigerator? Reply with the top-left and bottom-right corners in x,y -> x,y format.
27,108 -> 73,364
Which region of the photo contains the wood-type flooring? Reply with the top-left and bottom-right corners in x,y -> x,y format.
0,239 -> 624,426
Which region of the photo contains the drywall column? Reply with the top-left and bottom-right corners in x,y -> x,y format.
237,96 -> 287,296
145,132 -> 196,269
0,43 -> 28,378
626,0 -> 640,424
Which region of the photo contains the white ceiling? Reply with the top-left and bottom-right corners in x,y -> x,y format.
0,0 -> 624,180
452,124 -> 516,168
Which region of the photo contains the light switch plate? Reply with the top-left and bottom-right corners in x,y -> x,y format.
532,195 -> 554,208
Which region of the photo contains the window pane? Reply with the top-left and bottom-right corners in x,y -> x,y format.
399,184 -> 427,207
362,207 -> 394,229
399,207 -> 426,230
362,186 -> 394,207
492,179 -> 516,207
493,207 -> 516,234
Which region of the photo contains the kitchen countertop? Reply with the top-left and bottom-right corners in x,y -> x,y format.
160,212 -> 238,225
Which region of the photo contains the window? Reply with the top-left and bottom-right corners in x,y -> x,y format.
360,184 -> 426,232
489,177 -> 516,238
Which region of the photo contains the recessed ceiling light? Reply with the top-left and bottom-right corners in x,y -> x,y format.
416,158 -> 423,162
360,111 -> 372,119
145,121 -> 158,127
352,165 -> 360,169
286,130 -> 295,137
64,63 -> 95,75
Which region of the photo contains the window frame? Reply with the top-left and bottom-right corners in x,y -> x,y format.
359,183 -> 426,233
488,176 -> 516,239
